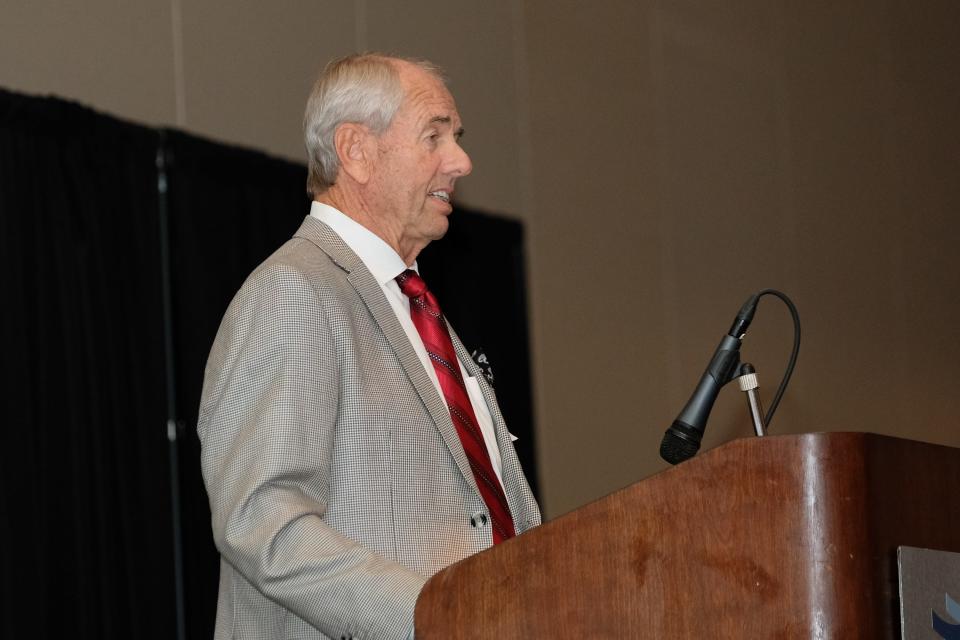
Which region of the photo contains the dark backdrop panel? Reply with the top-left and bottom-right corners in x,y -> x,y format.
0,90 -> 175,638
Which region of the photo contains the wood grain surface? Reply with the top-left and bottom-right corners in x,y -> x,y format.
415,432 -> 960,638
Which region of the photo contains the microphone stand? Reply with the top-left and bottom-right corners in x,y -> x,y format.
736,362 -> 766,436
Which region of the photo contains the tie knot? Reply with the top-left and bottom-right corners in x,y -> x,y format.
395,269 -> 428,298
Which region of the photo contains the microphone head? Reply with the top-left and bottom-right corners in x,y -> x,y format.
659,421 -> 702,464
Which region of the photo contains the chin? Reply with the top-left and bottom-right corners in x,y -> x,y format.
429,216 -> 450,240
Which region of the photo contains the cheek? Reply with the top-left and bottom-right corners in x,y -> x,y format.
420,156 -> 443,182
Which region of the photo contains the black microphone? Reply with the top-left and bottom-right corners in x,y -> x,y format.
659,294 -> 760,464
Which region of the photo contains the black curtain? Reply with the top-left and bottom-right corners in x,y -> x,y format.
1,90 -> 174,637
1,88 -> 537,639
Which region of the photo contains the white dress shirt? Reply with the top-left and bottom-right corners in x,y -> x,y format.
309,201 -> 505,485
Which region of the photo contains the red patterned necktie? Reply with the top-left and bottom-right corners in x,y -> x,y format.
395,269 -> 516,544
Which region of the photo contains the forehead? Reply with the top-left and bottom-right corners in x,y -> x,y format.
393,62 -> 462,128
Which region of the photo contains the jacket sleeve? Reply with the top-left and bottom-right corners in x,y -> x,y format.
197,261 -> 426,640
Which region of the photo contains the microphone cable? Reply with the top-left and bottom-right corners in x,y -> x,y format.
753,289 -> 801,429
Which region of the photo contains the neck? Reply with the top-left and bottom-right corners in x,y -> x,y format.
315,188 -> 425,266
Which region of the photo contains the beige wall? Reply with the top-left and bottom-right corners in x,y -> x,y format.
524,0 -> 960,516
4,1 -> 958,519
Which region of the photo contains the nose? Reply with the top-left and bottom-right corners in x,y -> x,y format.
446,141 -> 472,178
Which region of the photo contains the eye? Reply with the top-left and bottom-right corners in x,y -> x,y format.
424,131 -> 440,148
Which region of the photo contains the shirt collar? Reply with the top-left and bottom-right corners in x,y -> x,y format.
309,201 -> 417,284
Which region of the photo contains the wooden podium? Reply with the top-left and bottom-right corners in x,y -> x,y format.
415,432 -> 960,638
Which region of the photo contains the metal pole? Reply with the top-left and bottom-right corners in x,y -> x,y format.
157,130 -> 187,640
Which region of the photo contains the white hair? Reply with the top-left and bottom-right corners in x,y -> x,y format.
303,53 -> 445,196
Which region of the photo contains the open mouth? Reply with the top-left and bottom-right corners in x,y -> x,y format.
428,190 -> 450,204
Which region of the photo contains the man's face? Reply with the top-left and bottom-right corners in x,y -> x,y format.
367,63 -> 472,260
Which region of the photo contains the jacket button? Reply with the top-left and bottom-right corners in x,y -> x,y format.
470,511 -> 488,527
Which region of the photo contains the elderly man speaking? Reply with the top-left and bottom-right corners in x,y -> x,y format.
197,53 -> 541,640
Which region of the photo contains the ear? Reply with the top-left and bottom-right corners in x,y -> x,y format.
333,123 -> 375,185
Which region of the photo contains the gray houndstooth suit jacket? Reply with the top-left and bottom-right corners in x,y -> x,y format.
198,215 -> 541,640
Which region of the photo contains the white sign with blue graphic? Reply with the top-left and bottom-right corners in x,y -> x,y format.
899,546 -> 960,639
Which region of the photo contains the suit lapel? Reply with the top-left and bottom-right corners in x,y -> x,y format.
449,327 -> 536,528
293,216 -> 480,498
